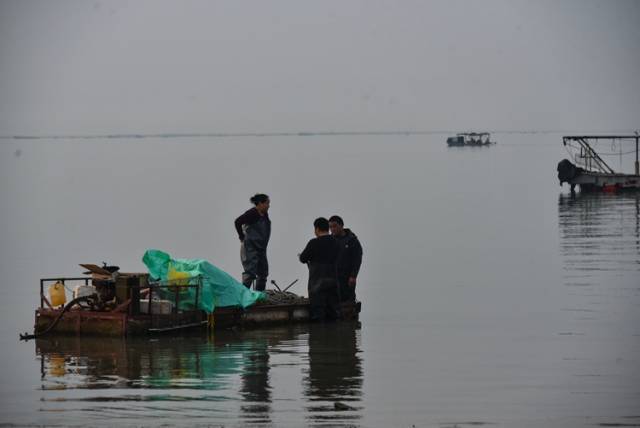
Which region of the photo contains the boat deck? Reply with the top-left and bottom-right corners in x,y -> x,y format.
35,300 -> 361,336
566,171 -> 640,191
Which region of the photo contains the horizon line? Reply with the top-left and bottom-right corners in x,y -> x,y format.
1,128 -> 638,141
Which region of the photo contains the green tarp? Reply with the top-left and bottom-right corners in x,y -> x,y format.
142,249 -> 265,314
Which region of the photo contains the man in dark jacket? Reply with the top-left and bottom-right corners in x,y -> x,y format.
299,217 -> 341,322
235,194 -> 271,291
329,215 -> 363,302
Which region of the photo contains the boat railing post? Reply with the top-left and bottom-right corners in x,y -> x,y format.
194,277 -> 199,312
149,285 -> 153,317
635,134 -> 639,176
174,284 -> 180,327
40,279 -> 44,309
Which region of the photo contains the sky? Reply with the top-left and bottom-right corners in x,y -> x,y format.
0,0 -> 639,136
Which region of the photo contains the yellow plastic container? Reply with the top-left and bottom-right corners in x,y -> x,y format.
49,282 -> 67,307
49,355 -> 66,377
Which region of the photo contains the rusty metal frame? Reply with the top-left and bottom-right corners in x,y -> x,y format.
143,276 -> 204,329
563,135 -> 640,175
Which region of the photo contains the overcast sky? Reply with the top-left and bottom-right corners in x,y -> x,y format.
1,0 -> 638,135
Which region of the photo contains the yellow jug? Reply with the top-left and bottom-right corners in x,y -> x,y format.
49,355 -> 66,377
49,282 -> 67,307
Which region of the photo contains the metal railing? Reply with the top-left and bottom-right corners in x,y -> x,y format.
38,275 -> 203,317
145,275 -> 203,316
39,277 -> 90,309
563,135 -> 639,175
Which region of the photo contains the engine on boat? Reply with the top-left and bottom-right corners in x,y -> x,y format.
557,159 -> 584,185
83,263 -> 119,310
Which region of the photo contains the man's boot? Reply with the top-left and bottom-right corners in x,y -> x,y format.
255,277 -> 267,292
242,274 -> 254,289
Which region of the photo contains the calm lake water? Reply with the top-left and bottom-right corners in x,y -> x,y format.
0,134 -> 639,427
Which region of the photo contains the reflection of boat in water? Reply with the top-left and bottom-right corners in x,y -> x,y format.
557,135 -> 640,192
446,132 -> 495,146
558,192 -> 640,281
35,323 -> 363,424
36,327 -> 306,389
36,327 -> 305,424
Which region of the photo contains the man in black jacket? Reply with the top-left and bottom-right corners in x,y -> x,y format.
299,217 -> 341,322
329,215 -> 363,302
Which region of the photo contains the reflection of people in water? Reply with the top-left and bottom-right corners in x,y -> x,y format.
231,326 -> 307,424
304,322 -> 363,421
239,339 -> 271,422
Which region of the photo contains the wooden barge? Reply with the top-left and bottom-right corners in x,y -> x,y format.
558,135 -> 640,192
33,273 -> 360,337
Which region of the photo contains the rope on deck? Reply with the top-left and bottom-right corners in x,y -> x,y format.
259,290 -> 308,306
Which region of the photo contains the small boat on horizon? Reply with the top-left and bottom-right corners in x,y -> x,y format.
446,132 -> 495,147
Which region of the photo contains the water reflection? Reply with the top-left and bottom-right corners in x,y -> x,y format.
35,322 -> 364,425
555,193 -> 640,426
238,332 -> 272,424
558,192 -> 640,326
36,327 -> 302,424
38,335 -> 243,391
304,321 -> 363,425
558,192 -> 640,280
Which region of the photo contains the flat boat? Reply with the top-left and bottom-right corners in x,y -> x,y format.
32,273 -> 361,337
557,135 -> 640,192
447,132 -> 495,146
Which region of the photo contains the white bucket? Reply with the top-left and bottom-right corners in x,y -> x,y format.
139,299 -> 173,315
73,285 -> 96,299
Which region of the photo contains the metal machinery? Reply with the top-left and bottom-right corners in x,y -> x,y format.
33,264 -> 207,337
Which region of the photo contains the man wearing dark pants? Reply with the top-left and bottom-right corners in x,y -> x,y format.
329,215 -> 363,302
299,217 -> 341,322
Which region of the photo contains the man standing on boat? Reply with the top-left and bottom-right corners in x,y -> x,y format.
299,217 -> 341,321
235,194 -> 271,291
329,215 -> 363,302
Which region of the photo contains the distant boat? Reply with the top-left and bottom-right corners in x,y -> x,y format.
557,135 -> 640,192
446,132 -> 495,146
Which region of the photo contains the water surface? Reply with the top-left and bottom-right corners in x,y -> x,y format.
1,134 -> 639,426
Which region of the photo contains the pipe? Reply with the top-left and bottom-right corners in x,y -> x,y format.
19,295 -> 95,341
